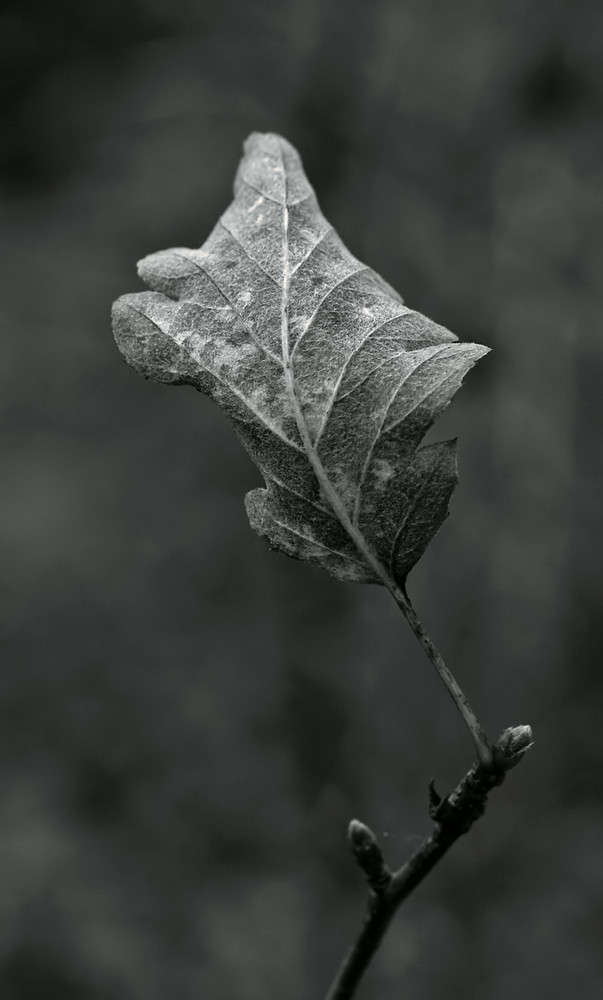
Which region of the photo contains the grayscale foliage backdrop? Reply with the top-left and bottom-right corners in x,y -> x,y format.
1,2 -> 602,999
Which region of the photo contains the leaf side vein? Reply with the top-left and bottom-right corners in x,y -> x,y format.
218,219 -> 280,287
387,459 -> 443,574
125,303 -> 304,453
352,346 -> 453,523
313,314 -> 410,447
262,471 -> 333,516
267,516 -> 375,568
290,265 -> 370,360
290,226 -> 334,276
168,251 -> 281,366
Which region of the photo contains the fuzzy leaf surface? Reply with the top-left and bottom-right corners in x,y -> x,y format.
112,132 -> 488,588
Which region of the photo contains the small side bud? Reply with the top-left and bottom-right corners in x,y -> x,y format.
494,724 -> 534,770
428,779 -> 443,820
347,819 -> 392,893
348,819 -> 377,851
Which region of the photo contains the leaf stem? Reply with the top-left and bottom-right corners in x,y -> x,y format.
391,587 -> 493,767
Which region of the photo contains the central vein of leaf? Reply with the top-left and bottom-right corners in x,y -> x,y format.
277,169 -> 400,599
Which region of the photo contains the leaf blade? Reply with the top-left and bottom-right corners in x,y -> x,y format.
113,132 -> 489,588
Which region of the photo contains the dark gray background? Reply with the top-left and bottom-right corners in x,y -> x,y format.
2,1 -> 602,998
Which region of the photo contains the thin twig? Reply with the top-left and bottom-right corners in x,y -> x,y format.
325,726 -> 533,1000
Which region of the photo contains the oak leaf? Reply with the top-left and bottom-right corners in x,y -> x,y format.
112,133 -> 488,590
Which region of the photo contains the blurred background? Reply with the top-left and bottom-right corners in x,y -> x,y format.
1,1 -> 602,997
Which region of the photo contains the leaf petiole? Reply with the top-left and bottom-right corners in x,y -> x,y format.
391,585 -> 493,766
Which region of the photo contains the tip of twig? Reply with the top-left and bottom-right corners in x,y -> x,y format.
347,820 -> 392,894
493,724 -> 534,770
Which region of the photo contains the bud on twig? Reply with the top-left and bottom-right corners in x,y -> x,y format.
493,724 -> 534,770
348,820 -> 392,894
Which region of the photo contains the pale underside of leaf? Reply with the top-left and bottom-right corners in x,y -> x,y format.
113,132 -> 489,588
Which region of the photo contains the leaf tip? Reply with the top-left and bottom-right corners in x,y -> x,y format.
243,130 -> 296,156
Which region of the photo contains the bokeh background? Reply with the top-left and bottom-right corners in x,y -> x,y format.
2,1 -> 602,998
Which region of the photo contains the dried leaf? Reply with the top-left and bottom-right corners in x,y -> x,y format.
112,133 -> 488,589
